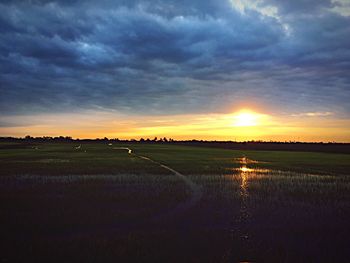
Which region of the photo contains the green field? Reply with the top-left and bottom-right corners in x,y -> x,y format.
1,142 -> 350,175
1,142 -> 350,262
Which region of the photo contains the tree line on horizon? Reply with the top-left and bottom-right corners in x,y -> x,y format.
1,136 -> 349,153
0,135 -> 347,145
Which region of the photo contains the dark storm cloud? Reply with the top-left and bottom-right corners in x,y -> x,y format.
0,0 -> 349,116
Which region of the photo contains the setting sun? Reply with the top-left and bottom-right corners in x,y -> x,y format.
233,110 -> 260,127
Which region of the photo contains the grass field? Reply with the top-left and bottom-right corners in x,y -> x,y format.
1,142 -> 350,175
1,142 -> 350,262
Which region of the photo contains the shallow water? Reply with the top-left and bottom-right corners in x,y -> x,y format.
1,156 -> 350,262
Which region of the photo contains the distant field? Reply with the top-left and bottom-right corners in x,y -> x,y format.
1,142 -> 350,175
1,142 -> 350,262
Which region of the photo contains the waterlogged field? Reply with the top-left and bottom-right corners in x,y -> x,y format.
1,142 -> 350,262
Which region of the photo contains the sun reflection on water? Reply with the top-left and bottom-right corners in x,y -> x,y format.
239,165 -> 249,195
229,156 -> 271,261
236,166 -> 271,173
235,157 -> 270,191
240,166 -> 251,173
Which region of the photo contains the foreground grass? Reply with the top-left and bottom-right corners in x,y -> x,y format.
1,174 -> 189,231
1,142 -> 350,262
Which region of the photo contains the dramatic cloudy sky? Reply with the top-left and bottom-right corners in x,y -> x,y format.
1,0 -> 350,141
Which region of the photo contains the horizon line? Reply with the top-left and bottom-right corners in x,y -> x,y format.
1,136 -> 349,144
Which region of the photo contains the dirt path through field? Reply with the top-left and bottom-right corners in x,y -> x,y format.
113,147 -> 202,222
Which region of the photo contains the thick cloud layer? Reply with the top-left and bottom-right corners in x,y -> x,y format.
0,0 -> 349,116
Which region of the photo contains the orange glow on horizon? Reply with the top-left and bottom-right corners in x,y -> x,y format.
0,109 -> 349,142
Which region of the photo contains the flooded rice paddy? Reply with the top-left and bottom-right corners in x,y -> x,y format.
1,143 -> 350,262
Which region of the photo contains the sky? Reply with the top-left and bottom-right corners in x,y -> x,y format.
0,0 -> 350,141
